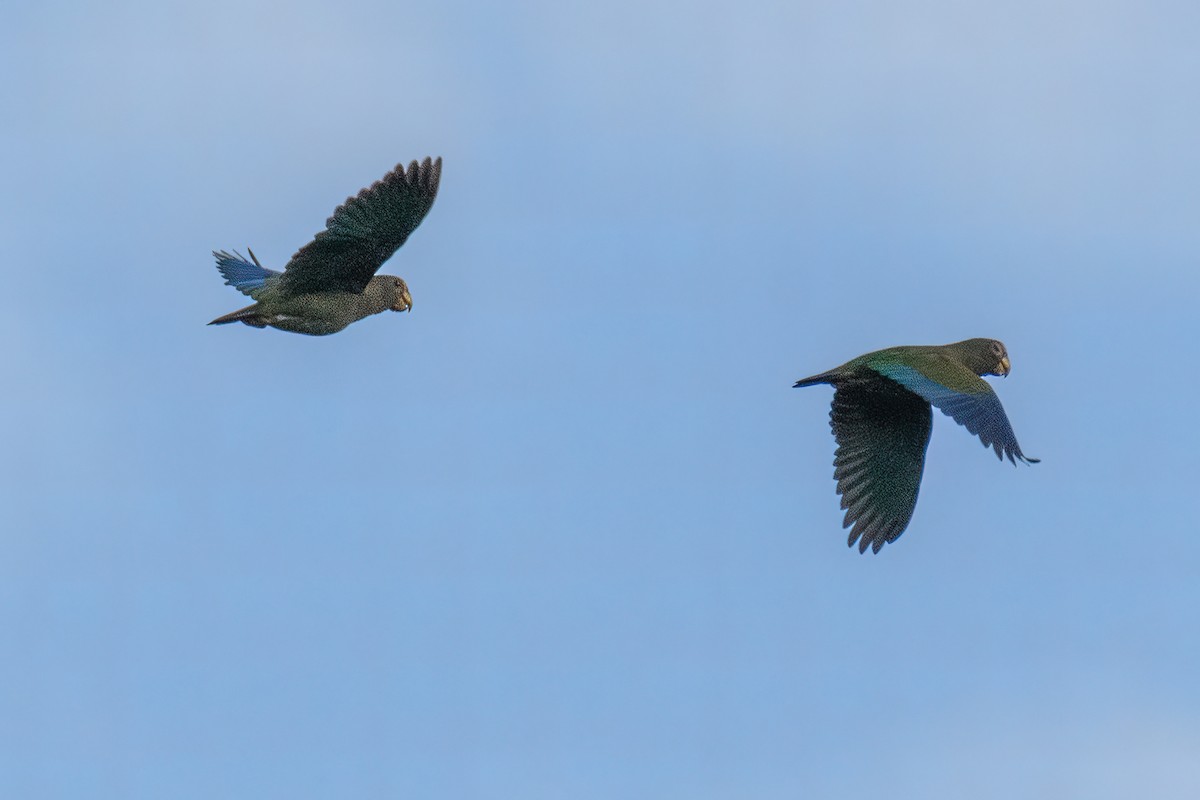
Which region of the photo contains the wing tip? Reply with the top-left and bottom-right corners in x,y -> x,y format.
397,156 -> 442,195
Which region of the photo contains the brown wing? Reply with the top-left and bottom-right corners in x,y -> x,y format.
278,157 -> 442,296
829,376 -> 933,553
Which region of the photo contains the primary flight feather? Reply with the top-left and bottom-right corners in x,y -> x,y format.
794,338 -> 1038,554
209,156 -> 442,335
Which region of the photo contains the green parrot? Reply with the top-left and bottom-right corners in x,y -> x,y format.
209,157 -> 441,335
793,338 -> 1038,553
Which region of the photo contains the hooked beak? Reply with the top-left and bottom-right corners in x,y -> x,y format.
392,288 -> 413,313
998,355 -> 1011,377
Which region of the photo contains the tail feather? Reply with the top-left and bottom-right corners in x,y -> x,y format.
793,371 -> 838,388
214,249 -> 279,296
209,303 -> 267,327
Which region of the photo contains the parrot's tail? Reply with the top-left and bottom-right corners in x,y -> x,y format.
792,371 -> 837,388
208,304 -> 267,328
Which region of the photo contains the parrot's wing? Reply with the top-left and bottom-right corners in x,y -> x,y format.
278,157 -> 441,296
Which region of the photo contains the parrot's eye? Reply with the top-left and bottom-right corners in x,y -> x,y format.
991,342 -> 1002,355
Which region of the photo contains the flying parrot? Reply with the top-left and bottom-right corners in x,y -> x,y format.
209,157 -> 442,336
794,338 -> 1038,553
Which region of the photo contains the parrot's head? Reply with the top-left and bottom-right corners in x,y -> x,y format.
387,277 -> 413,313
989,339 -> 1011,377
949,338 -> 1011,377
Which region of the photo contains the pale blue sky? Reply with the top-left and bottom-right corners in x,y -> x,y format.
3,1 -> 1199,797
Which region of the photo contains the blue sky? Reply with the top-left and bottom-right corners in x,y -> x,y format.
3,1 -> 1199,797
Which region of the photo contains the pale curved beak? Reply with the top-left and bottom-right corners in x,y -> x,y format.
392,288 -> 413,312
998,355 -> 1011,377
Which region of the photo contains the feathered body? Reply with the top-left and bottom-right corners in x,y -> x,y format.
794,338 -> 1038,553
208,268 -> 410,336
209,157 -> 441,335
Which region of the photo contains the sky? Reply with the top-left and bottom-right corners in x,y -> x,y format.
2,0 -> 1199,797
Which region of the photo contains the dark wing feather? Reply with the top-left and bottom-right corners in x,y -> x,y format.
829,377 -> 933,553
278,157 -> 442,296
872,362 -> 1038,465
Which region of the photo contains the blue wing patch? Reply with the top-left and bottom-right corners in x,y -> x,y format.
213,249 -> 280,297
873,362 -> 1038,465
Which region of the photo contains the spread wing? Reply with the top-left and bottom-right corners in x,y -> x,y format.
278,157 -> 442,296
829,377 -> 933,554
872,359 -> 1038,465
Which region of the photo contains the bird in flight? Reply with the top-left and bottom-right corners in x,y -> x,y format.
209,156 -> 442,335
794,339 -> 1038,553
